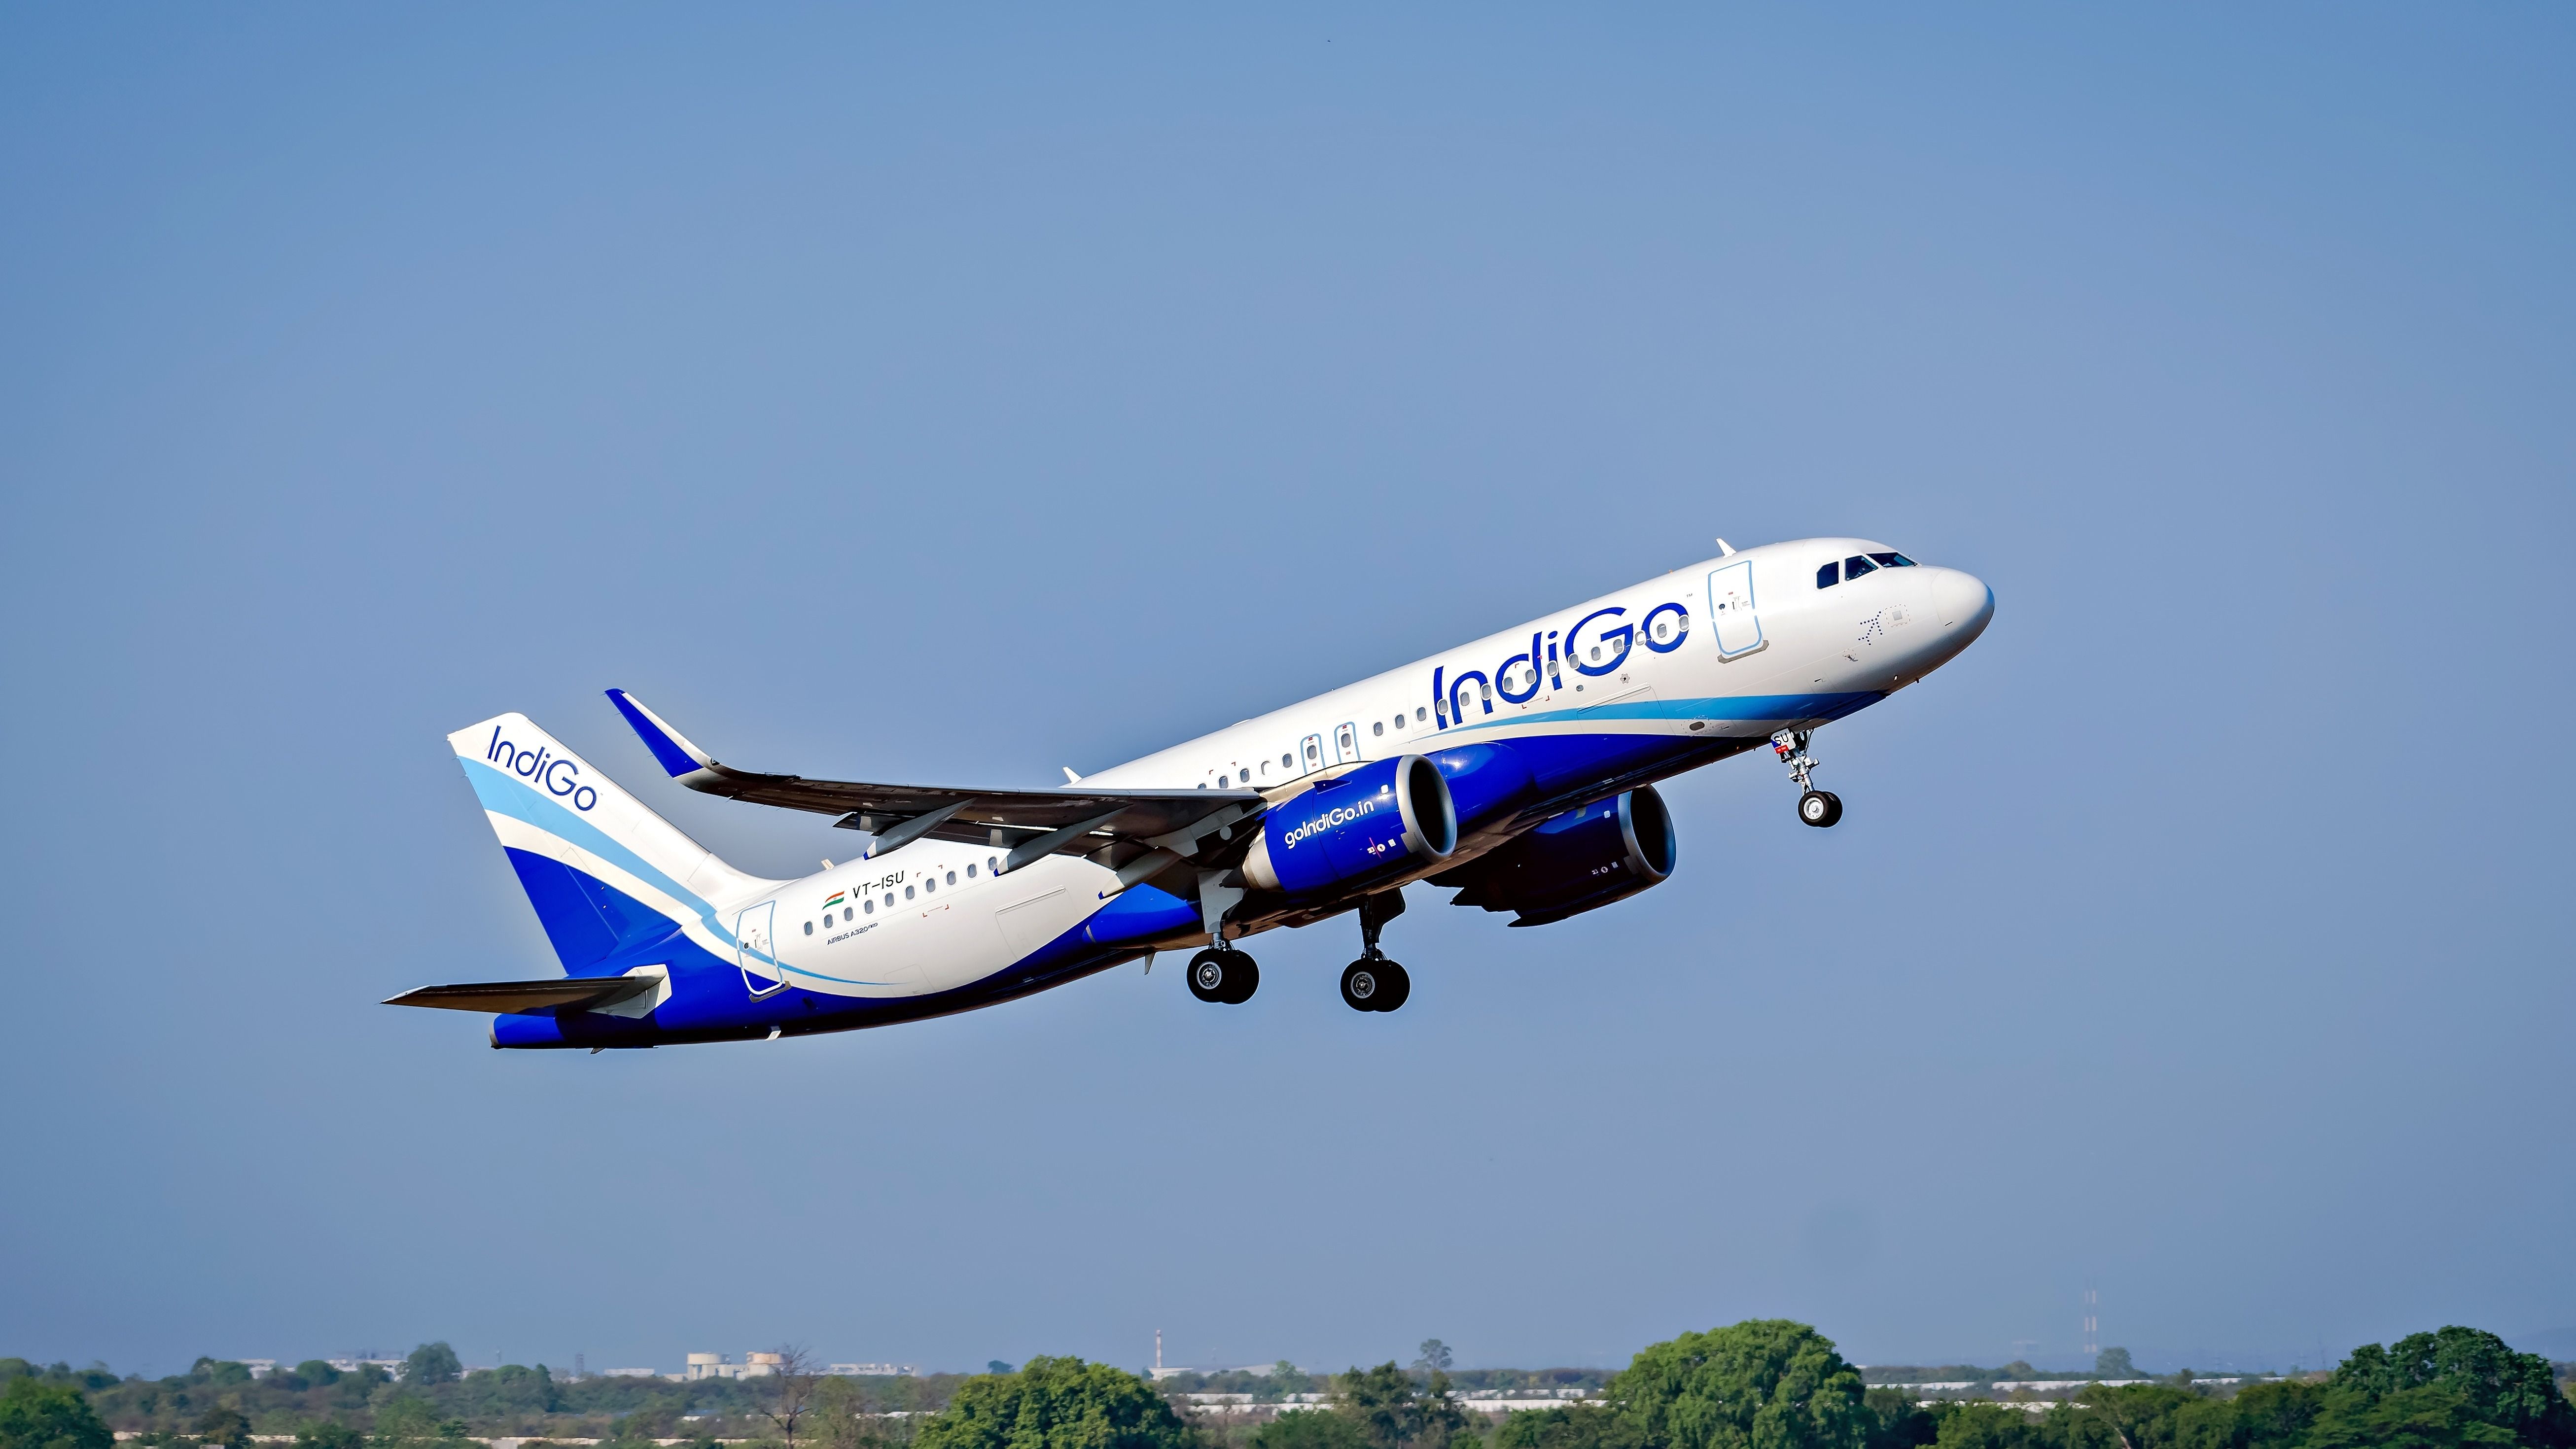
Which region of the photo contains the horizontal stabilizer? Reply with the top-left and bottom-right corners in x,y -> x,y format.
384,976 -> 659,1015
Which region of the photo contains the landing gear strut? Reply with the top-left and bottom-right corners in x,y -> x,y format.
1341,892 -> 1412,1012
1773,729 -> 1843,828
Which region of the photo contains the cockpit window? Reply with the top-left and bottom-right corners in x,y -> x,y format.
1843,554 -> 1878,580
1816,561 -> 1838,588
1868,551 -> 1917,568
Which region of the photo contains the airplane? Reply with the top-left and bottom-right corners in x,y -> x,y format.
390,538 -> 1992,1047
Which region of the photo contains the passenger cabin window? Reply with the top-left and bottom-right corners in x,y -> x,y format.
1372,721 -> 1384,736
864,899 -> 875,914
946,871 -> 957,885
803,921 -> 814,935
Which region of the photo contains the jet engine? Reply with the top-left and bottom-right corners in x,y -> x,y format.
1439,785 -> 1676,927
1243,755 -> 1457,898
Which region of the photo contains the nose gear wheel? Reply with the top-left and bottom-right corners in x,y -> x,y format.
1773,729 -> 1842,828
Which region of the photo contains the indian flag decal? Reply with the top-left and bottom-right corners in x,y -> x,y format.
822,891 -> 846,910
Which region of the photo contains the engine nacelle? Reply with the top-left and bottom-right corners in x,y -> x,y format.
1441,785 -> 1676,927
1243,755 -> 1457,898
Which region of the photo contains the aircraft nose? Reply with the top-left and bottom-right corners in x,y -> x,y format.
1929,567 -> 1995,644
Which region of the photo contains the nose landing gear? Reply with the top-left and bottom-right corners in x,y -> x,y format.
1342,890 -> 1412,1012
1774,729 -> 1843,828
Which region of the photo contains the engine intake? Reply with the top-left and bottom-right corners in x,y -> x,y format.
1243,755 -> 1456,898
1441,785 -> 1676,927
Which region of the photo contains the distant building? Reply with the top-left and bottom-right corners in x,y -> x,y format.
241,1362 -> 278,1380
827,1364 -> 917,1378
684,1352 -> 784,1380
600,1369 -> 659,1379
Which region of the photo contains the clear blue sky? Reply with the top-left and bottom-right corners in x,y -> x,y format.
2,5 -> 2569,1380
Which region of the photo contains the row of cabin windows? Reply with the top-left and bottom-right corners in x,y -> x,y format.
802,857 -> 1004,935
1816,552 -> 1917,588
1203,707 -> 1442,787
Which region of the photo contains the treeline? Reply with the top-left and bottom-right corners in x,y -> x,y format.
1462,1324 -> 2576,1449
0,1351 -> 966,1443
1154,1366 -> 1607,1401
9,1320 -> 2575,1449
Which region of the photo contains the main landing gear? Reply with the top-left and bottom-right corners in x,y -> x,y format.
1341,891 -> 1412,1013
1773,729 -> 1843,828
1187,946 -> 1259,1005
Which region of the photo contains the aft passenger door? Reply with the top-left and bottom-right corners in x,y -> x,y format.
734,901 -> 786,997
1707,560 -> 1765,658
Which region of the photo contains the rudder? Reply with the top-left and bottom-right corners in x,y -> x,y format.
449,714 -> 779,974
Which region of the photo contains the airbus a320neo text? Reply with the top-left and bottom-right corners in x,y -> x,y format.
392,538 -> 1994,1046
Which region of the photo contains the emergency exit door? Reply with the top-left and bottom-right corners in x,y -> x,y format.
735,901 -> 786,997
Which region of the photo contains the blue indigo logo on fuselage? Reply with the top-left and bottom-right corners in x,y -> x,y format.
487,725 -> 600,811
1431,599 -> 1690,726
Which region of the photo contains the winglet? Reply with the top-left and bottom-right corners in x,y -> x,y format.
605,690 -> 719,779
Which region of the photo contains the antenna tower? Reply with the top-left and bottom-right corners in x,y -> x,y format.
2083,1287 -> 2099,1360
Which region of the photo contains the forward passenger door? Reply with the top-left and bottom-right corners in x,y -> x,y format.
1707,560 -> 1766,658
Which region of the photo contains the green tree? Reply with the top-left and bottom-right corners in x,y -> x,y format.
0,1378 -> 113,1449
1416,1347 -> 1455,1378
915,1357 -> 1195,1449
1335,1364 -> 1468,1449
295,1365 -> 343,1390
294,1425 -> 363,1449
1255,1413 -> 1374,1449
402,1348 -> 461,1390
2088,1351 -> 2134,1382
1921,1405 -> 2035,1449
1267,1365 -> 1316,1402
1857,1391 -> 1934,1449
193,1407 -> 251,1449
1491,1405 -> 1632,1449
1608,1321 -> 1870,1449
2224,1379 -> 2325,1448
2317,1326 -> 2576,1448
371,1394 -> 444,1449
2045,1383 -> 2198,1449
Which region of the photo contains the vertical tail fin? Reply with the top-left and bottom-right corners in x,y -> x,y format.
449,714 -> 780,974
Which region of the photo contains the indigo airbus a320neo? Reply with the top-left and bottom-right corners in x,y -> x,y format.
392,538 -> 1993,1047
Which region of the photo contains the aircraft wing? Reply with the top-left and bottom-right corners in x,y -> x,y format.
604,690 -> 1262,862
